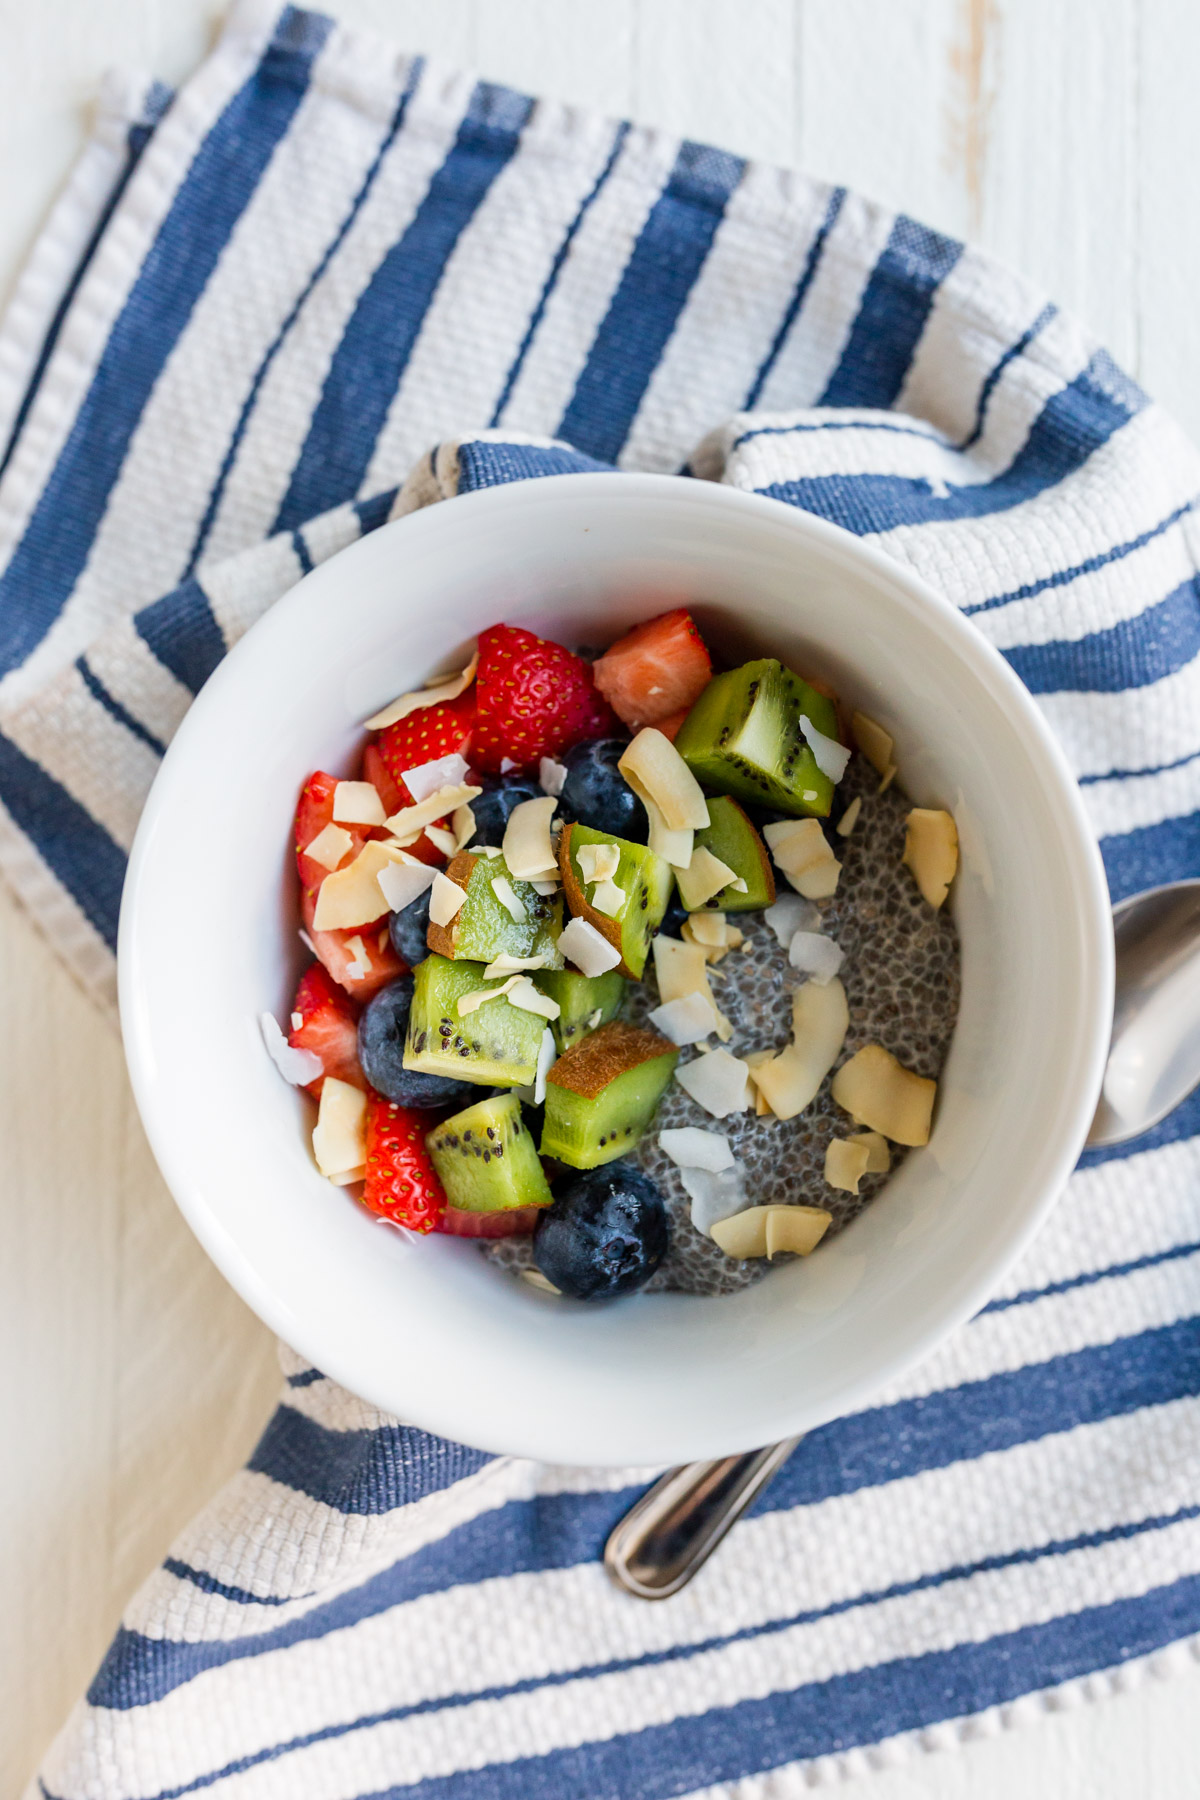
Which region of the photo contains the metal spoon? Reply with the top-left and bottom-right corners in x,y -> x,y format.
605,878 -> 1200,1600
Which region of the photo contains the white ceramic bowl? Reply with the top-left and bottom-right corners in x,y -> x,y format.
119,474 -> 1112,1467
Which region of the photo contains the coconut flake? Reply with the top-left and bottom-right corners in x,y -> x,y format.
328,1166 -> 367,1188
652,935 -> 711,1004
429,870 -> 468,927
710,1204 -> 832,1260
681,1163 -> 755,1237
332,780 -> 387,826
260,1012 -> 324,1087
532,1027 -> 557,1103
424,825 -> 457,858
798,715 -> 851,782
522,1265 -> 560,1295
763,818 -> 841,899
491,875 -> 527,923
850,710 -> 894,778
618,728 -> 710,831
648,990 -> 722,1046
500,757 -> 519,775
848,1130 -> 891,1173
530,877 -> 560,895
313,840 -> 414,931
676,845 -> 738,910
376,855 -> 437,914
400,753 -> 471,805
483,953 -> 549,979
787,931 -> 845,985
506,975 -> 560,1019
590,878 -> 625,918
749,977 -> 849,1120
451,804 -> 477,850
836,796 -> 863,837
831,1044 -> 936,1146
312,1077 -> 368,1178
343,935 -> 370,982
641,793 -> 693,868
902,807 -> 959,909
675,1048 -> 753,1118
303,823 -> 354,872
559,915 -> 622,977
577,842 -> 621,884
539,755 -> 568,798
364,650 -> 478,729
385,783 -> 482,837
824,1137 -> 871,1195
659,1126 -> 735,1172
502,795 -> 559,880
456,975 -> 523,1016
762,893 -> 821,945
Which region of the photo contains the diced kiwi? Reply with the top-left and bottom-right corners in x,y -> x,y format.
540,1021 -> 679,1168
558,823 -> 673,979
426,1091 -> 553,1213
426,850 -> 564,967
673,658 -> 841,818
404,953 -> 548,1088
534,967 -> 627,1054
689,795 -> 775,912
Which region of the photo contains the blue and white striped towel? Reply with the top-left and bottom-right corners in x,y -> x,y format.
9,3 -> 1200,1794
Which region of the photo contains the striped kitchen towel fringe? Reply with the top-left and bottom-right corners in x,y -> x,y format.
3,2 -> 1199,1794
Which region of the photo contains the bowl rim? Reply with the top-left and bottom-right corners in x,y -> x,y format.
118,471 -> 1114,1463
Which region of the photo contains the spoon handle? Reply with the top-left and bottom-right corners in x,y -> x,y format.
604,1436 -> 802,1599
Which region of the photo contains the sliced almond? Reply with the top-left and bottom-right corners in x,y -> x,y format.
332,781 -> 387,827
824,1137 -> 871,1194
836,796 -> 862,837
429,869 -> 468,927
832,1044 -> 936,1146
312,1077 -> 367,1178
304,822 -> 354,872
676,845 -> 738,910
903,808 -> 959,909
763,818 -> 841,900
502,795 -> 559,880
364,650 -> 478,730
851,710 -> 894,778
313,840 -> 414,931
385,782 -> 482,838
710,1203 -> 831,1260
847,1130 -> 891,1174
618,728 -> 710,831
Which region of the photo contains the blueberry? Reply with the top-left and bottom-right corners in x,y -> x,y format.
533,1162 -> 668,1300
468,774 -> 543,846
358,977 -> 479,1109
557,739 -> 647,843
659,892 -> 689,939
388,887 -> 432,966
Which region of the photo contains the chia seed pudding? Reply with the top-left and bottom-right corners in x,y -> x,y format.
484,751 -> 960,1295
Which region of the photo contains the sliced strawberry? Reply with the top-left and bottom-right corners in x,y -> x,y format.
362,1095 -> 446,1233
288,964 -> 364,1097
301,888 -> 405,999
437,1203 -> 543,1238
473,624 -> 617,774
592,608 -> 712,733
376,691 -> 476,801
295,770 -> 365,892
361,742 -> 405,815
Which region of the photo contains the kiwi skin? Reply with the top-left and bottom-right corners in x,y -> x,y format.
558,823 -> 673,979
540,1020 -> 679,1169
426,1090 -> 553,1212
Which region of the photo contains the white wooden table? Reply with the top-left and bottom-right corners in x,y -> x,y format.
4,2 -> 1200,1792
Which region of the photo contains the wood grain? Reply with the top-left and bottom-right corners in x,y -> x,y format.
3,1 -> 1200,1793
